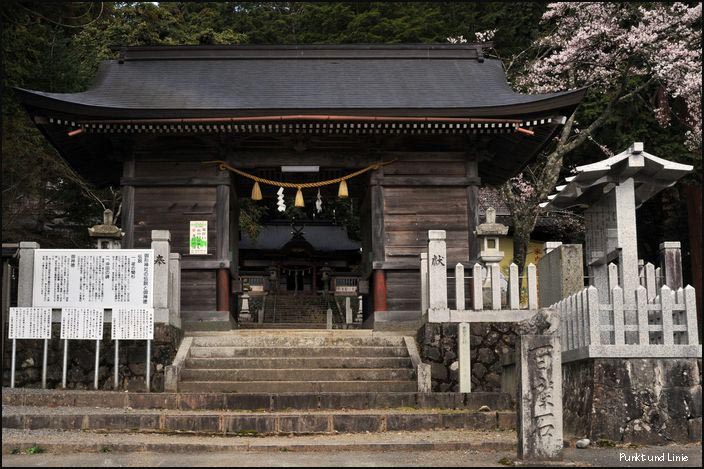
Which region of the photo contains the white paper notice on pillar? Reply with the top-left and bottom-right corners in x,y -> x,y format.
189,221 -> 208,255
112,308 -> 154,340
60,308 -> 104,340
8,307 -> 52,339
32,249 -> 154,308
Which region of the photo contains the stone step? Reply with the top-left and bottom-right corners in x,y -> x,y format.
2,389 -> 514,411
237,323 -> 328,329
188,346 -> 410,358
190,335 -> 406,347
184,357 -> 413,369
1,428 -> 517,455
182,311 -> 235,320
180,368 -> 415,382
177,380 -> 418,393
2,406 -> 516,435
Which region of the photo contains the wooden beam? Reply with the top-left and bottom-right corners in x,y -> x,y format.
121,176 -> 229,186
378,176 -> 481,186
371,182 -> 385,264
181,259 -> 231,269
466,159 -> 481,262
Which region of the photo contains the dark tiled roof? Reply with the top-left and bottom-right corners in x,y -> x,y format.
16,44 -> 584,118
240,224 -> 360,252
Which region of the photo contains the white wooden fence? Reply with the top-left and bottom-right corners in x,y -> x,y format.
553,263 -> 700,362
421,230 -> 538,323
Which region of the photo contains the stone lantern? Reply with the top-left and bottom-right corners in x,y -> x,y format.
476,207 -> 508,288
239,280 -> 252,323
88,209 -> 123,249
320,264 -> 332,292
267,265 -> 279,293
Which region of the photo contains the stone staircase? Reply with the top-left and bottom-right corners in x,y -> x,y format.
177,330 -> 416,392
261,293 -> 330,325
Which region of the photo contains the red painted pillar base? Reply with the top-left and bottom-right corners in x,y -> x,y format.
373,269 -> 388,312
217,268 -> 230,312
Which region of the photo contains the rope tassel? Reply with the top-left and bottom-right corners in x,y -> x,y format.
338,180 -> 349,198
294,187 -> 305,207
251,181 -> 262,201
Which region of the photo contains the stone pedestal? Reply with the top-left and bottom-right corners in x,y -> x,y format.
17,242 -> 40,307
538,244 -> 584,307
517,334 -> 563,462
239,292 -> 252,322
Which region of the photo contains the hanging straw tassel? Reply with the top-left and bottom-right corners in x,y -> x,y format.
338,179 -> 349,198
294,187 -> 305,207
251,181 -> 263,201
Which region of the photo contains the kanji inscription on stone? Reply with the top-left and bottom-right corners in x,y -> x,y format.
112,308 -> 154,340
32,249 -> 154,308
8,307 -> 52,339
60,308 -> 104,340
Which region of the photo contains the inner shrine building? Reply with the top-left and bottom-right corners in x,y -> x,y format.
16,43 -> 586,328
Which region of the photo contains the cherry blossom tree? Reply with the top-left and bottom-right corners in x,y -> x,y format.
491,2 -> 701,272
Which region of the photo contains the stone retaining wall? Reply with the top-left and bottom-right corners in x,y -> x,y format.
416,322 -> 517,392
563,358 -> 702,443
2,324 -> 182,392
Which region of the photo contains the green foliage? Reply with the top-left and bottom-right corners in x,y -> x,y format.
26,445 -> 43,454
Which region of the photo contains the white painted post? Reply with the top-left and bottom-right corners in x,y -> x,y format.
458,322 -> 471,393
612,286 -> 625,345
644,263 -> 657,301
472,263 -> 483,311
62,339 -> 68,389
345,297 -> 352,324
660,285 -> 674,346
10,338 -> 16,388
636,286 -> 649,345
151,230 -> 171,325
326,308 -> 333,329
587,286 -> 600,347
428,231 -> 448,318
420,252 -> 429,317
683,285 -> 698,345
94,339 -> 100,390
565,295 -> 573,351
655,267 -> 662,289
490,263 -> 501,310
114,339 -> 120,390
146,339 -> 151,393
509,263 -> 520,309
576,289 -> 585,348
455,263 -> 465,311
527,264 -> 538,309
41,338 -> 48,389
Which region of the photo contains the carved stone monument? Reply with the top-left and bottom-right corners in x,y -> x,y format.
88,209 -> 123,249
516,309 -> 563,462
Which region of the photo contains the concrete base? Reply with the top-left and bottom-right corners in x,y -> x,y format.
365,310 -> 422,332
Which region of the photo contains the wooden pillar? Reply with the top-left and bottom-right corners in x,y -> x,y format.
466,158 -> 481,262
373,270 -> 388,312
121,157 -> 135,248
216,184 -> 231,312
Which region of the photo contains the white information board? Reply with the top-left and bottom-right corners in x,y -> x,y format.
8,307 -> 52,339
112,308 -> 154,340
32,249 -> 153,308
60,308 -> 104,340
190,221 -> 208,255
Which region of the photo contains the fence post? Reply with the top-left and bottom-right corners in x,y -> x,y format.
455,263 -> 465,311
644,262 -> 657,301
660,285 -> 674,345
427,230 -> 448,319
490,263 -> 501,310
683,285 -> 698,345
527,264 -> 538,309
635,286 -> 649,345
587,286 -> 600,347
509,263 -> 520,310
612,286 -> 625,345
18,242 -> 40,307
458,322 -> 471,392
472,263 -> 483,311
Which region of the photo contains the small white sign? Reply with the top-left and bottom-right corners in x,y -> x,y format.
32,249 -> 154,308
112,308 -> 154,340
8,307 -> 52,339
189,221 -> 208,255
60,308 -> 104,340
